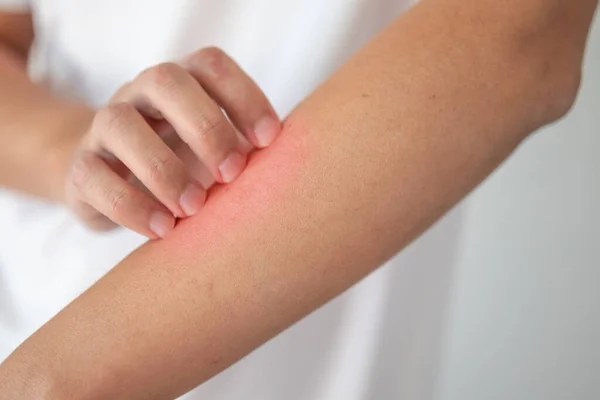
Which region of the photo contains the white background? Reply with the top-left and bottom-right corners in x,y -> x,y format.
437,15 -> 600,400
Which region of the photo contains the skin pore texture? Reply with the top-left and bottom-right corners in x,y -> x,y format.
0,0 -> 598,398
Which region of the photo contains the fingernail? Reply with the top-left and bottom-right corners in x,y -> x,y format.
149,211 -> 175,238
254,116 -> 281,148
218,151 -> 246,183
180,183 -> 206,217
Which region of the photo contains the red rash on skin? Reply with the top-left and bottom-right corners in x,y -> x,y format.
165,115 -> 310,250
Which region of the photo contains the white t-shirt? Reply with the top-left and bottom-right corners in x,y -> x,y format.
0,1 -> 461,399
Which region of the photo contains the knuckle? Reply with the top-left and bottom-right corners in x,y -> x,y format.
92,103 -> 136,135
197,46 -> 226,63
69,153 -> 96,192
146,154 -> 179,186
140,62 -> 185,89
107,189 -> 130,218
196,47 -> 231,78
192,115 -> 232,149
110,81 -> 132,102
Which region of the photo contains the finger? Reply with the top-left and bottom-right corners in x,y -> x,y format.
181,47 -> 282,148
144,117 -> 216,188
66,179 -> 118,232
71,200 -> 118,232
70,151 -> 176,239
149,118 -> 253,189
91,103 -> 206,218
115,63 -> 246,184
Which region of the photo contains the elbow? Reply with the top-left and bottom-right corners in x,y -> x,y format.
532,57 -> 582,125
509,0 -> 596,126
504,37 -> 584,131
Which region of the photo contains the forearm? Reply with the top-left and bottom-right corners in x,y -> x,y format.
1,0 -> 596,398
0,41 -> 93,201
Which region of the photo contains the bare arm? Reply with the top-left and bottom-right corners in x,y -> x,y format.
1,0 -> 597,398
0,11 -> 93,200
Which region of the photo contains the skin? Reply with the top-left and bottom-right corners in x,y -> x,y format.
67,49 -> 282,238
0,12 -> 90,201
0,21 -> 281,238
0,0 -> 598,398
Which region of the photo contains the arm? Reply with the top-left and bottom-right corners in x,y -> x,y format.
0,11 -> 93,201
1,0 -> 596,398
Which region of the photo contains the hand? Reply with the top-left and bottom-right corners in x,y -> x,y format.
64,47 -> 281,239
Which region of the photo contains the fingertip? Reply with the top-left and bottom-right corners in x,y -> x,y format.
253,116 -> 281,148
218,151 -> 247,183
149,211 -> 176,239
180,183 -> 206,217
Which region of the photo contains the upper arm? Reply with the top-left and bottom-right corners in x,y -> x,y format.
0,11 -> 34,60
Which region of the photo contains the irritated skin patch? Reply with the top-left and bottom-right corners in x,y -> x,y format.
166,115 -> 311,251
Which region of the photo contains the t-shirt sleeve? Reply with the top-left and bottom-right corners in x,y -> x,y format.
0,0 -> 30,11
